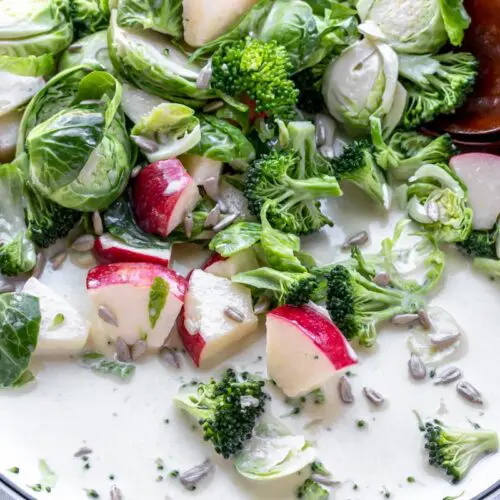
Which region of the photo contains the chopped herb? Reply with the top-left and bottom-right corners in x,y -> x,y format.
429,369 -> 436,378
311,388 -> 325,405
8,466 -> 19,474
467,418 -> 481,430
81,352 -> 135,380
84,463 -> 90,470
82,456 -> 89,462
311,461 -> 331,476
85,489 -> 99,498
28,484 -> 42,492
443,493 -> 464,500
49,313 -> 64,329
155,475 -> 163,482
169,470 -> 179,478
407,476 -> 416,483
257,356 -> 262,361
39,459 -> 57,490
46,486 -> 52,493
155,458 -> 165,471
148,277 -> 168,328
164,419 -> 170,424
356,419 -> 367,429
346,370 -> 356,377
108,474 -> 115,480
353,484 -> 359,490
385,493 -> 391,498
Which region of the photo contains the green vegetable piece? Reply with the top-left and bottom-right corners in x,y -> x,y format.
7,467 -> 19,474
70,0 -> 111,38
81,352 -> 136,380
209,222 -> 262,257
457,226 -> 498,260
39,459 -> 57,490
296,477 -> 329,499
148,277 -> 169,329
472,258 -> 500,279
50,313 -> 65,329
0,293 -> 40,387
438,0 -> 471,46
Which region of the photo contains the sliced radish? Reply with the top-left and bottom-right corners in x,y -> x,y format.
202,249 -> 259,278
132,159 -> 201,237
450,153 -> 500,230
178,269 -> 258,367
87,262 -> 187,348
180,154 -> 223,185
267,305 -> 358,397
94,234 -> 172,267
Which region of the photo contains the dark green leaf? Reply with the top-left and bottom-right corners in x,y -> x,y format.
148,277 -> 169,328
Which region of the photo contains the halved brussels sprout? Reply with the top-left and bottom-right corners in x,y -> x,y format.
70,0 -> 111,37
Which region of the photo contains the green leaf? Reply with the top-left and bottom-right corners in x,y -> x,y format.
0,54 -> 54,77
70,0 -> 111,37
438,0 -> 470,46
0,293 -> 41,388
82,352 -> 136,380
148,277 -> 169,329
38,459 -> 57,489
209,222 -> 262,257
49,313 -> 65,329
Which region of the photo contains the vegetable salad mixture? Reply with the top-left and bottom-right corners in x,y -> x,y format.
0,0 -> 499,498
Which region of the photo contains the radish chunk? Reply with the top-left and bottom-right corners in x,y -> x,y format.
202,249 -> 259,278
450,153 -> 500,230
180,154 -> 223,185
132,159 -> 201,237
267,305 -> 358,397
22,278 -> 90,356
94,234 -> 171,267
178,269 -> 258,366
87,263 -> 187,348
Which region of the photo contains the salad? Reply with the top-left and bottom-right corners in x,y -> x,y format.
1,0 -> 500,498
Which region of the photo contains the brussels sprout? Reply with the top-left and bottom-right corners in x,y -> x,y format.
18,66 -> 134,212
70,0 -> 111,37
108,10 -> 215,107
357,0 -> 470,54
322,38 -> 400,137
116,0 -> 182,38
0,0 -> 73,57
131,103 -> 201,161
59,30 -> 114,73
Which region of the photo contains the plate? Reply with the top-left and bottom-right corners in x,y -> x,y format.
2,187 -> 500,500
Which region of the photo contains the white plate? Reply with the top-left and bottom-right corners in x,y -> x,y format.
1,186 -> 499,500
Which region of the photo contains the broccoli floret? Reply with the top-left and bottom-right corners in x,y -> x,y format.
296,478 -> 329,499
25,184 -> 81,248
173,369 -> 266,459
211,37 -> 298,120
326,264 -> 424,347
457,227 -> 498,259
423,419 -> 498,483
232,267 -> 319,306
331,138 -> 389,208
400,52 -> 478,129
293,62 -> 328,114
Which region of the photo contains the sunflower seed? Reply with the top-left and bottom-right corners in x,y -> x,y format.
315,119 -> 327,147
115,337 -> 132,363
32,252 -> 46,279
319,145 -> 335,160
50,251 -> 67,270
73,447 -> 93,458
196,60 -> 212,89
204,204 -> 220,228
433,366 -> 462,385
131,135 -> 159,154
426,201 -> 440,222
373,272 -> 391,287
131,340 -> 147,361
456,380 -> 483,404
363,387 -> 385,406
71,234 -> 95,252
391,313 -> 419,326
254,296 -> 271,315
98,305 -> 119,327
183,214 -> 193,238
131,165 -> 142,178
338,376 -> 354,404
203,177 -> 219,201
213,212 -> 239,232
342,231 -> 369,249
418,309 -> 432,330
408,354 -> 427,380
180,459 -> 213,490
224,306 -> 244,323
0,283 -> 15,294
68,43 -> 83,53
92,211 -> 103,236
159,347 -> 181,368
110,485 -> 123,500
428,331 -> 460,348
202,100 -> 224,113
311,474 -> 340,486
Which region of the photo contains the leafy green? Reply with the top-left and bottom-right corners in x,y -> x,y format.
438,0 -> 471,47
0,54 -> 54,77
148,277 -> 168,328
70,0 -> 110,37
116,0 -> 183,39
209,222 -> 262,257
472,258 -> 500,279
81,352 -> 136,380
0,293 -> 41,388
38,459 -> 57,490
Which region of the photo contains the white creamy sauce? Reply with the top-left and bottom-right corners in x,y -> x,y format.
1,187 -> 500,499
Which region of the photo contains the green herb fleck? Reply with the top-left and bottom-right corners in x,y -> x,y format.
429,369 -> 436,378
82,456 -> 89,462
8,467 -> 19,474
85,489 -> 99,498
356,419 -> 367,429
155,458 -> 165,471
108,474 -> 115,480
311,388 -> 325,405
28,484 -> 42,492
81,352 -> 135,380
311,461 -> 331,476
84,463 -> 90,470
164,419 -> 170,424
353,484 -> 359,490
169,470 -> 179,478
443,493 -> 464,500
156,475 -> 163,482
407,476 -> 416,483
49,313 -> 65,329
148,277 -> 168,328
39,459 -> 57,490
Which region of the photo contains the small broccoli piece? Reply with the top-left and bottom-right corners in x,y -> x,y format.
423,419 -> 498,483
331,138 -> 389,207
296,478 -> 329,499
400,52 -> 478,129
326,264 -> 424,347
311,461 -> 331,476
25,184 -> 81,248
457,227 -> 498,259
232,267 -> 319,306
211,37 -> 298,120
173,369 -> 266,459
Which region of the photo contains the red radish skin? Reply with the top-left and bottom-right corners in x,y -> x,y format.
177,308 -> 205,367
201,253 -> 226,270
132,159 -> 200,237
93,234 -> 171,267
87,262 -> 187,300
240,94 -> 267,122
